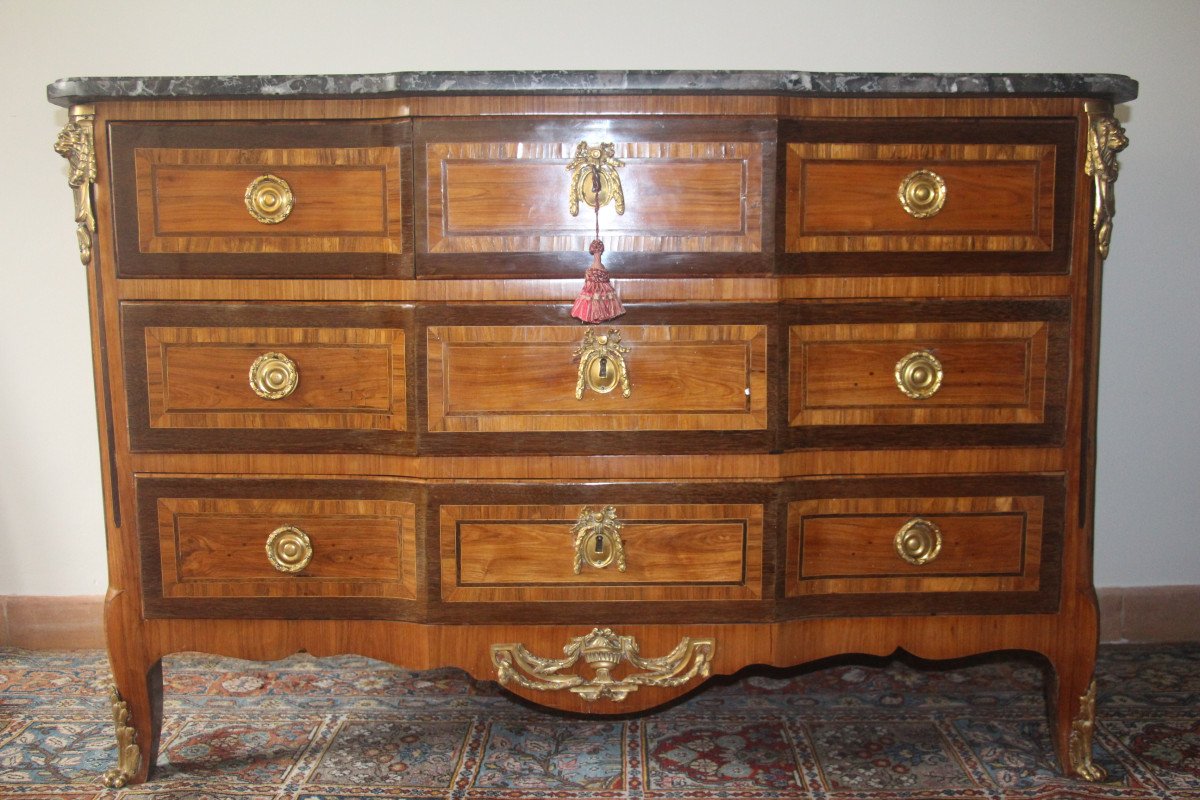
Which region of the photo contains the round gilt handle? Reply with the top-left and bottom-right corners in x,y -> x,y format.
265,525 -> 312,573
894,518 -> 943,566
249,352 -> 299,400
895,349 -> 943,399
245,174 -> 294,224
898,169 -> 946,218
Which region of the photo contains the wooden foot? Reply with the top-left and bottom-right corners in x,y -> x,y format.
104,589 -> 163,786
1047,651 -> 1106,780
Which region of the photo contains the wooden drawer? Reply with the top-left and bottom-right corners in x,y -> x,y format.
415,117 -> 773,276
790,497 -> 1042,595
439,503 -> 763,604
782,476 -> 1063,615
137,478 -> 419,618
425,311 -> 768,439
786,300 -> 1068,448
792,321 -> 1049,424
122,303 -> 415,454
110,121 -> 411,277
781,119 -> 1075,275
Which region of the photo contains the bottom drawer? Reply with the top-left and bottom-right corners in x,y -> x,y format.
783,476 -> 1063,615
137,478 -> 418,618
440,502 -> 763,603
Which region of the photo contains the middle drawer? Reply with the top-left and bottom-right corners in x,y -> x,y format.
122,303 -> 415,454
418,304 -> 774,455
122,300 -> 1066,454
784,299 -> 1070,449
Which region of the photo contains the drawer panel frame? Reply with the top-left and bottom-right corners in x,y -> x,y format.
778,118 -> 1077,275
159,497 -> 416,598
414,116 -> 776,277
427,324 -> 767,433
787,143 -> 1056,248
779,475 -> 1064,617
790,320 -> 1049,426
143,326 -> 406,431
427,481 -> 777,624
783,300 -> 1070,449
122,303 -> 417,454
137,478 -> 423,619
440,502 -> 763,603
110,121 -> 414,278
415,303 -> 781,456
788,495 -> 1043,595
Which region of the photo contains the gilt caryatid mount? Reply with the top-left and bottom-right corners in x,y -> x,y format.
1085,104 -> 1129,262
53,105 -> 97,265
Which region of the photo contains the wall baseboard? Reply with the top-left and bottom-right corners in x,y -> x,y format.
0,596 -> 105,650
1097,585 -> 1200,644
1,588 -> 1197,651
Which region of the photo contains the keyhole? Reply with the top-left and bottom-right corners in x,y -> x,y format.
595,534 -> 604,553
599,357 -> 608,379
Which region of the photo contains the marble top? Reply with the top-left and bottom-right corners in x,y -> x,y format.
46,70 -> 1138,107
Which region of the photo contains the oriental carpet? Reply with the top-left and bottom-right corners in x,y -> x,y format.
0,643 -> 1196,799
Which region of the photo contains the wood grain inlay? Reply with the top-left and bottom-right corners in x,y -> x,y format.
440,503 -> 762,603
427,325 -> 767,432
113,274 -> 1074,302
135,145 -> 403,254
425,141 -> 762,254
789,322 -> 1049,427
144,326 -> 406,430
157,497 -> 417,599
787,495 -> 1044,596
97,95 -> 1080,122
128,448 -> 1067,481
786,143 -> 1055,253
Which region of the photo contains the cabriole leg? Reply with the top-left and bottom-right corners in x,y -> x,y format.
1047,645 -> 1106,780
104,589 -> 163,786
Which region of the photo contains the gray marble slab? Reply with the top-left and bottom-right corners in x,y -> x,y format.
46,70 -> 1138,107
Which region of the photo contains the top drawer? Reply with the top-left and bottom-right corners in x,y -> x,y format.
781,119 -> 1077,275
110,121 -> 411,277
415,117 -> 774,277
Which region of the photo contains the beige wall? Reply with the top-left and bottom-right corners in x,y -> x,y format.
1,0 -> 1196,594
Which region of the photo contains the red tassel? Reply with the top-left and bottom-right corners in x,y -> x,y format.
571,239 -> 625,324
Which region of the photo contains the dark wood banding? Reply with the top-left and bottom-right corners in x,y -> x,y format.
110,121 -> 413,278
121,302 -> 417,454
414,117 -> 775,277
778,118 -> 1077,275
415,303 -> 783,455
136,477 -> 426,619
783,300 -> 1070,449
779,475 -> 1064,617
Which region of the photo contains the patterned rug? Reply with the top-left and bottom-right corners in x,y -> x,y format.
0,643 -> 1197,799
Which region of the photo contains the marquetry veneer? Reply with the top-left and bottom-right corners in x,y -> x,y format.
110,121 -> 412,276
49,74 -> 1133,787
